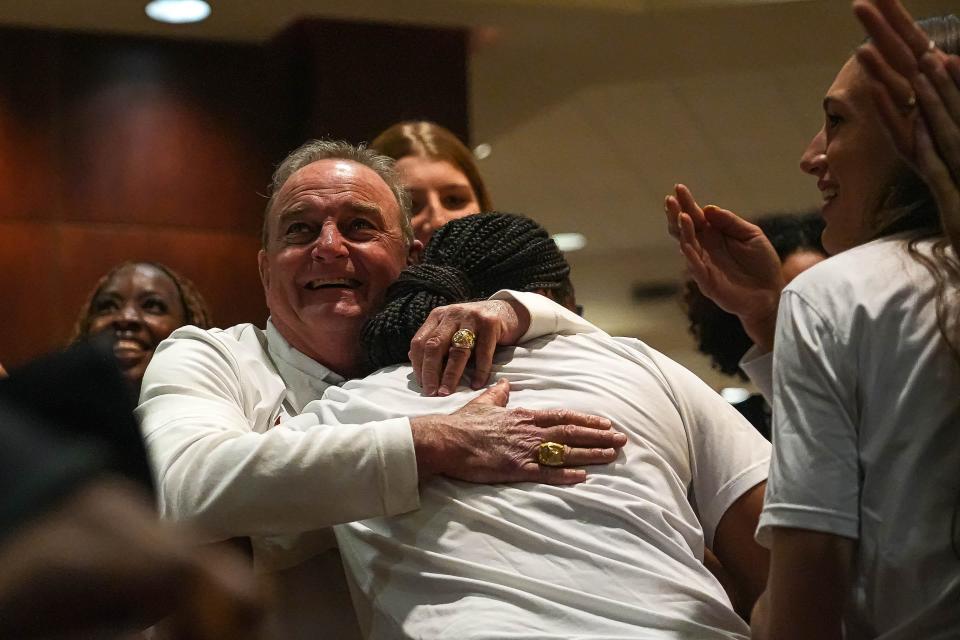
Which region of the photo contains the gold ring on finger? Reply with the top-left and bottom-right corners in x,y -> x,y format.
538,441 -> 566,466
451,328 -> 477,350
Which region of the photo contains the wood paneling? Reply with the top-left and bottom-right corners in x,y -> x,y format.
57,225 -> 266,341
0,21 -> 468,368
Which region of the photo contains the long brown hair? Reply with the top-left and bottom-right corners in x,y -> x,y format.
871,15 -> 960,365
371,121 -> 493,212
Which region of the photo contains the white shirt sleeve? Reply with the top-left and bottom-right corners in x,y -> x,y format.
489,290 -> 601,341
618,339 -> 771,547
137,330 -> 420,541
739,345 -> 774,403
756,290 -> 859,546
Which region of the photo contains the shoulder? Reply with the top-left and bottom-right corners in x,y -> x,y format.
781,235 -> 928,330
145,323 -> 271,388
156,323 -> 266,359
787,234 -> 921,298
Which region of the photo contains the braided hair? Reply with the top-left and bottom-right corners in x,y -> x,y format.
362,213 -> 570,371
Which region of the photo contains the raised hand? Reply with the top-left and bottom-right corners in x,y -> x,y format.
665,184 -> 784,352
854,0 -> 960,251
410,379 -> 626,485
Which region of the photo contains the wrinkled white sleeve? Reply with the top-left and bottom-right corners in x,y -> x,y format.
489,290 -> 601,341
137,331 -> 419,541
756,290 -> 859,547
740,345 -> 774,404
617,339 -> 770,547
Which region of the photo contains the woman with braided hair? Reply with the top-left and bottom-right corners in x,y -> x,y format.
71,261 -> 212,400
297,212 -> 771,638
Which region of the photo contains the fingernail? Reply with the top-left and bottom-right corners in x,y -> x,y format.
424,385 -> 436,396
438,386 -> 450,396
603,448 -> 616,457
613,433 -> 627,445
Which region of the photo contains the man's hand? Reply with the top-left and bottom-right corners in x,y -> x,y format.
410,299 -> 531,396
410,379 -> 626,484
665,184 -> 785,353
0,478 -> 263,639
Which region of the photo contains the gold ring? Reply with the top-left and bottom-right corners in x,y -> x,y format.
451,328 -> 477,350
538,441 -> 566,466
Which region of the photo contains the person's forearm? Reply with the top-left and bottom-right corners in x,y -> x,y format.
151,416 -> 419,539
739,298 -> 780,354
750,591 -> 771,639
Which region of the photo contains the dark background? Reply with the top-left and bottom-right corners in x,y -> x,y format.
0,19 -> 468,368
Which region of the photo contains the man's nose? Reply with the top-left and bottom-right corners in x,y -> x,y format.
800,128 -> 828,177
311,221 -> 348,260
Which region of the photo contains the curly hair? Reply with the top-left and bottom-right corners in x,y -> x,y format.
70,262 -> 213,342
683,212 -> 826,379
361,212 -> 569,371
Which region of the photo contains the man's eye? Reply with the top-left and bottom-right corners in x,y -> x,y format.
826,113 -> 843,129
350,218 -> 375,231
285,222 -> 311,235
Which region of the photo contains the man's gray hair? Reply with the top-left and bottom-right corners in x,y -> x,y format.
262,139 -> 413,248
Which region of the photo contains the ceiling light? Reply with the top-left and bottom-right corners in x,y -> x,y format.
145,0 -> 211,24
720,387 -> 751,404
473,143 -> 492,160
552,233 -> 586,252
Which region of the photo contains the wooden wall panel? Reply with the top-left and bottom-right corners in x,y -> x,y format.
56,225 -> 266,343
0,21 -> 468,369
0,222 -> 64,366
270,19 -> 470,146
0,30 -> 59,223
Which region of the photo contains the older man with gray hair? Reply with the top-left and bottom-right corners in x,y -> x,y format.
137,140 -> 624,637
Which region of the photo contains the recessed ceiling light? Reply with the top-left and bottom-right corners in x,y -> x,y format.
552,232 -> 586,252
145,0 -> 211,24
721,387 -> 751,404
473,143 -> 492,160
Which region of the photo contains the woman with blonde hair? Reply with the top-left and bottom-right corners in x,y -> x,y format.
372,121 -> 492,245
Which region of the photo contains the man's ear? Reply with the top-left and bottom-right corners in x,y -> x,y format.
257,249 -> 270,289
407,239 -> 425,266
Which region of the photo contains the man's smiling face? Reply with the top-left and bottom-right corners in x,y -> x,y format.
258,158 -> 414,361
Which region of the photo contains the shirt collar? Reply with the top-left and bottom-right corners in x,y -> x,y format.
265,318 -> 346,412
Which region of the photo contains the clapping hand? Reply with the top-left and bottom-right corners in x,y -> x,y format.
665,184 -> 784,352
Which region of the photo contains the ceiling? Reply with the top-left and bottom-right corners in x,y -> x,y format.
1,0 -> 954,389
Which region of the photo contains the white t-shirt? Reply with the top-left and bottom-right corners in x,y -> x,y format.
757,234 -> 960,639
303,330 -> 770,639
137,290 -> 587,639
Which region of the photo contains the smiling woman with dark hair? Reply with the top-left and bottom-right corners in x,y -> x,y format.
71,262 -> 212,398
